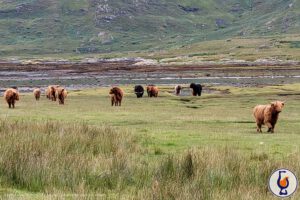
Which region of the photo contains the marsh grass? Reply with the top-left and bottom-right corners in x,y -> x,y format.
142,148 -> 300,200
0,119 -> 137,194
0,119 -> 299,199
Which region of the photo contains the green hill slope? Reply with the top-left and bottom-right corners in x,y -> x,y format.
0,0 -> 299,57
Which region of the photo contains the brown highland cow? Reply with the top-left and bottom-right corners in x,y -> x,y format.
46,85 -> 59,101
109,87 -> 123,106
56,87 -> 67,105
4,88 -> 20,108
175,85 -> 182,96
253,101 -> 285,133
147,85 -> 159,97
33,88 -> 41,101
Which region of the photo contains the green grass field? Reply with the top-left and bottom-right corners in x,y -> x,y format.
0,84 -> 300,199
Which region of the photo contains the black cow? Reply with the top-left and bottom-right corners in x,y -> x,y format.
190,83 -> 202,96
134,85 -> 144,98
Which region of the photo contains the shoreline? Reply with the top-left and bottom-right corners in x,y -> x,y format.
1,60 -> 300,92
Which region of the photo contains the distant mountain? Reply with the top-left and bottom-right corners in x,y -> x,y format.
0,0 -> 299,57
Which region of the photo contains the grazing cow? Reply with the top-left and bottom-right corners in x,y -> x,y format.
253,101 -> 285,133
56,87 -> 67,105
109,87 -> 123,106
147,85 -> 159,97
33,88 -> 41,101
190,83 -> 202,96
175,85 -> 182,96
4,88 -> 20,108
46,85 -> 59,101
134,85 -> 144,98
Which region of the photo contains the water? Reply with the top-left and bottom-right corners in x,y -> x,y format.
1,69 -> 300,93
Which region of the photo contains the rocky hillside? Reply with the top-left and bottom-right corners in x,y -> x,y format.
0,0 -> 299,56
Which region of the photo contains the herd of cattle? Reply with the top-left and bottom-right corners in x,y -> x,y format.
4,85 -> 68,108
110,83 -> 202,106
2,82 -> 285,133
3,83 -> 203,108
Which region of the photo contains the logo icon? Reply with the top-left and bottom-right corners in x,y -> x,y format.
269,168 -> 298,198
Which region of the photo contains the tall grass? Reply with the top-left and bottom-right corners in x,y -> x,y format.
0,119 -> 138,194
137,148 -> 300,200
0,119 -> 299,199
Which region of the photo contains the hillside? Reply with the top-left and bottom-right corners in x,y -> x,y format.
0,0 -> 299,57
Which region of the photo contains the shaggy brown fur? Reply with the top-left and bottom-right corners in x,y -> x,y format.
175,85 -> 182,96
46,87 -> 50,99
4,88 -> 20,108
33,88 -> 41,101
46,85 -> 59,101
147,85 -> 159,97
109,87 -> 123,106
56,87 -> 67,105
253,101 -> 285,133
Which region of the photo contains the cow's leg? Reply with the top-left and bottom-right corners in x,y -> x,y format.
256,123 -> 262,133
265,122 -> 273,133
267,128 -> 272,133
12,101 -> 15,108
52,94 -> 56,101
111,99 -> 114,106
271,124 -> 275,133
8,102 -> 11,108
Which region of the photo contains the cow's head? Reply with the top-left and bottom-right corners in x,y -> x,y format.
271,101 -> 285,113
14,91 -> 20,101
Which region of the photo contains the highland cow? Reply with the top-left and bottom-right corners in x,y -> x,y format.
253,101 -> 285,133
46,85 -> 59,101
190,83 -> 202,96
147,85 -> 159,97
109,87 -> 123,106
33,88 -> 41,101
56,87 -> 67,105
175,85 -> 182,96
4,88 -> 20,108
134,85 -> 144,98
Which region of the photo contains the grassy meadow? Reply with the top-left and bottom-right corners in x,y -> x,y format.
3,34 -> 300,63
0,84 -> 300,199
